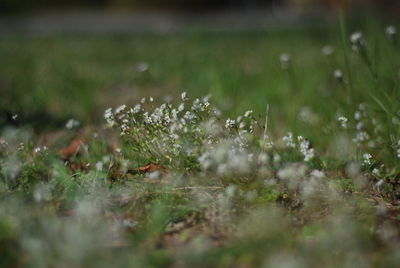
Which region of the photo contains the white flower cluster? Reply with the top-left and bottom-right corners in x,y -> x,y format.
33,146 -> 48,154
337,116 -> 348,129
282,133 -> 315,162
363,153 -> 372,166
104,93 -> 259,168
282,132 -> 296,148
298,136 -> 315,162
198,141 -> 254,176
105,92 -> 323,176
337,104 -> 377,148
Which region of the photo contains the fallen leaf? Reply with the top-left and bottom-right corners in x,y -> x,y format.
128,162 -> 164,175
59,138 -> 86,159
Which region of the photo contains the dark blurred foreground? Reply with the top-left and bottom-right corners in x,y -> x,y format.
1,0 -> 399,14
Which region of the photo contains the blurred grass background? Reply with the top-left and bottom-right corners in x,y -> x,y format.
0,17 -> 394,130
0,29 -> 332,128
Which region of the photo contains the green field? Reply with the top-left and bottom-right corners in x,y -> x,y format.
1,16 -> 400,267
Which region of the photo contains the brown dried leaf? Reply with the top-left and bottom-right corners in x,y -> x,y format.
128,162 -> 164,175
59,138 -> 86,159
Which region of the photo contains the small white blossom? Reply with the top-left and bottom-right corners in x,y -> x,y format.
353,131 -> 369,143
386,25 -> 396,39
363,153 -> 372,165
354,111 -> 362,120
282,132 -> 296,148
356,122 -> 364,130
298,136 -> 315,162
95,161 -> 103,171
133,104 -> 141,113
322,45 -> 334,56
310,170 -> 325,179
376,179 -> 384,187
115,104 -> 127,114
337,116 -> 348,129
104,108 -> 115,127
372,168 -> 380,176
257,153 -> 269,165
350,32 -> 363,45
225,118 -> 236,129
244,110 -> 253,117
334,69 -> 343,81
181,92 -> 188,101
280,53 -> 291,69
136,62 -> 149,72
65,119 -> 80,129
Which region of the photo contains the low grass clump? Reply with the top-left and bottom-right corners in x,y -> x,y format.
1,18 -> 400,267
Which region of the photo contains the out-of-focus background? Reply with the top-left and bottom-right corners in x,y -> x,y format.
0,0 -> 399,132
1,0 -> 399,13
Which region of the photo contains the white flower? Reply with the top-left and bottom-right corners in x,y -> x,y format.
278,163 -> 307,181
372,168 -> 380,176
257,153 -> 269,165
396,140 -> 400,158
280,53 -> 290,63
337,116 -> 348,129
148,170 -> 161,179
322,45 -> 334,56
95,161 -> 103,171
310,170 -> 325,179
386,25 -> 396,37
115,104 -> 127,114
183,111 -> 196,121
65,119 -> 80,129
334,69 -> 343,81
198,152 -> 212,170
350,32 -> 363,45
298,136 -> 315,162
133,104 -> 141,113
282,132 -> 296,148
363,153 -> 372,165
299,107 -> 319,125
356,122 -> 364,130
225,118 -> 236,129
354,111 -> 362,120
244,110 -> 253,117
280,53 -> 291,69
104,107 -> 114,127
353,131 -> 369,143
376,179 -> 384,187
136,62 -> 149,72
181,92 -> 188,101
